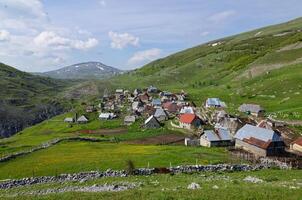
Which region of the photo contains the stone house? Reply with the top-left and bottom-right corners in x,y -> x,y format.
200,128 -> 233,147
234,124 -> 285,157
238,104 -> 265,117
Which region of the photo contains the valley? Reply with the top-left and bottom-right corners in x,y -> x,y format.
0,17 -> 302,200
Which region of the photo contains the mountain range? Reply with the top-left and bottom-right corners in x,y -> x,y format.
1,17 -> 302,137
36,62 -> 123,80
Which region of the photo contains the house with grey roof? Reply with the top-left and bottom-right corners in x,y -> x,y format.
205,98 -> 227,108
151,99 -> 162,107
64,117 -> 74,123
234,124 -> 285,157
154,108 -> 169,122
144,115 -> 161,129
77,115 -> 88,124
147,86 -> 158,93
99,113 -> 116,120
239,104 -> 265,117
200,128 -> 233,147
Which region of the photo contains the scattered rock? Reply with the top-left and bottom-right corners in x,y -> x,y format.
243,176 -> 263,183
187,182 -> 200,190
212,185 -> 219,189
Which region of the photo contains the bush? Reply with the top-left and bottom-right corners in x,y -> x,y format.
125,160 -> 135,175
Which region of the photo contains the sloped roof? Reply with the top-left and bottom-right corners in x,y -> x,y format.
99,113 -> 111,119
152,99 -> 161,105
154,108 -> 168,118
234,124 -> 282,142
145,115 -> 160,125
64,117 -> 74,122
77,115 -> 88,122
202,129 -> 232,142
243,137 -> 271,149
292,137 -> 302,146
180,114 -> 197,124
206,98 -> 226,107
163,102 -> 179,112
239,104 -> 264,113
180,106 -> 194,114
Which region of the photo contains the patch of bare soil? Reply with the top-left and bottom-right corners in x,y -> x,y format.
77,128 -> 128,136
126,134 -> 185,145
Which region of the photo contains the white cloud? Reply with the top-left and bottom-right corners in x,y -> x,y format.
0,30 -> 10,41
208,10 -> 236,23
108,31 -> 139,49
99,0 -> 106,7
34,31 -> 99,50
128,48 -> 162,66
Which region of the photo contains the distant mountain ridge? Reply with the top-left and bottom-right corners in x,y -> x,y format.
37,62 -> 123,80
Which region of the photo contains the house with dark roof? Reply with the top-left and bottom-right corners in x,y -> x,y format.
179,114 -> 201,130
200,128 -> 233,147
290,137 -> 302,153
144,115 -> 161,129
234,124 -> 285,157
239,104 -> 265,117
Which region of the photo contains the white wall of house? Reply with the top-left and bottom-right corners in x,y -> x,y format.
180,122 -> 191,130
200,137 -> 211,147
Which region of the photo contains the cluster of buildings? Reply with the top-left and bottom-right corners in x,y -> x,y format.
186,99 -> 293,158
62,85 -> 301,158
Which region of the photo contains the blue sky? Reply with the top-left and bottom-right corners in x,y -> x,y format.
0,0 -> 301,72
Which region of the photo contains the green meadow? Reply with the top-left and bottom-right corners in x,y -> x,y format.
0,141 -> 231,179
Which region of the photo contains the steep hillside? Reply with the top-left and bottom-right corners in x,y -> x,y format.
37,62 -> 123,80
0,63 -> 74,137
107,17 -> 302,119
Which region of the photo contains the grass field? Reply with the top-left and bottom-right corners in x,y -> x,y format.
0,141 -> 231,179
0,170 -> 301,200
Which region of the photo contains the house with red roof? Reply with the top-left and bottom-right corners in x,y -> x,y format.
163,102 -> 180,114
290,137 -> 302,153
179,114 -> 201,130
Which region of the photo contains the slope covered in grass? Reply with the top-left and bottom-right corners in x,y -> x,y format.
105,17 -> 302,120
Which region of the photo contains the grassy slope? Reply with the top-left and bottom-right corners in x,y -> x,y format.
0,63 -> 75,137
0,141 -> 229,179
105,17 -> 302,120
0,170 -> 301,200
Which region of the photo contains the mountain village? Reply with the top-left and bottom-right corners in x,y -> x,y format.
64,86 -> 302,164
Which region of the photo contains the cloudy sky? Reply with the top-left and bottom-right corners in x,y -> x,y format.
0,0 -> 301,72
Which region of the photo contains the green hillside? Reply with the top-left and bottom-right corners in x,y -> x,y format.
107,17 -> 302,120
0,63 -> 75,137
